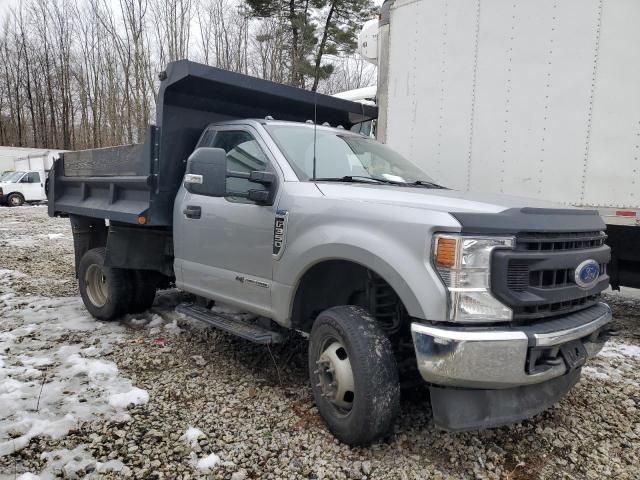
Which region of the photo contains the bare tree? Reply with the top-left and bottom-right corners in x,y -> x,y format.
0,0 -> 375,151
151,0 -> 193,66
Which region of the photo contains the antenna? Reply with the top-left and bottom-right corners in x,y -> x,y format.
312,91 -> 318,180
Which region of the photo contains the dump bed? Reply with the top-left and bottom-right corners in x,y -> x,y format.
49,60 -> 377,226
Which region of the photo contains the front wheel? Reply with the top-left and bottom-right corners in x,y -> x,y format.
7,193 -> 24,207
78,247 -> 130,321
308,306 -> 400,445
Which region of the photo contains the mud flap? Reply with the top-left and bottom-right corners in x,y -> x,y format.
429,369 -> 581,432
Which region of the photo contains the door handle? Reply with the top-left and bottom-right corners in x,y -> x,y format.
183,205 -> 202,219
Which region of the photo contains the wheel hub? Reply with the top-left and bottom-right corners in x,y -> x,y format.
85,264 -> 108,308
315,341 -> 355,411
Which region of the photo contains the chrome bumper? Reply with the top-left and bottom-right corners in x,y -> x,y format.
411,303 -> 612,389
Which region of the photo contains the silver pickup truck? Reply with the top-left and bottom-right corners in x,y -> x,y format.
49,60 -> 613,446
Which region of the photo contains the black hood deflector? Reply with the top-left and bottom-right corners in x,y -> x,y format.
452,207 -> 606,234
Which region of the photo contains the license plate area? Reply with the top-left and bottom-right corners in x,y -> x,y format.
560,339 -> 587,371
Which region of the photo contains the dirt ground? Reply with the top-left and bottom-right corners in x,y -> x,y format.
0,205 -> 639,479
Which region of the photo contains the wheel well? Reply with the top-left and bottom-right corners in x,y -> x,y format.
290,260 -> 408,334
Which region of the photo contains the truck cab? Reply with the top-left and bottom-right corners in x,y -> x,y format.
0,169 -> 48,206
48,60 -> 614,446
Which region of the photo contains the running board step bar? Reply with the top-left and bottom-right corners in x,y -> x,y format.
176,303 -> 284,344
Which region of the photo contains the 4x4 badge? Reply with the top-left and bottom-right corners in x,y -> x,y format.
273,210 -> 289,259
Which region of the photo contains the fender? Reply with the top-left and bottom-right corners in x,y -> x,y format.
272,221 -> 453,325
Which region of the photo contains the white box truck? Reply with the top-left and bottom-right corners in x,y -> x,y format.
364,0 -> 640,290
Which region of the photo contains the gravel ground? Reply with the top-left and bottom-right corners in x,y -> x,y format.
0,205 -> 639,480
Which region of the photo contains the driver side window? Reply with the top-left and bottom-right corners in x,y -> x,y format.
21,172 -> 40,184
205,130 -> 270,201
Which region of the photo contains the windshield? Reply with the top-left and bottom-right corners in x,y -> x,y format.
1,171 -> 25,183
265,125 -> 438,184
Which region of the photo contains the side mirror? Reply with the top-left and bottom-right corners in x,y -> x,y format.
184,147 -> 277,205
184,147 -> 227,197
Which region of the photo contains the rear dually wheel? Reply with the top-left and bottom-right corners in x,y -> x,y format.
78,247 -> 130,321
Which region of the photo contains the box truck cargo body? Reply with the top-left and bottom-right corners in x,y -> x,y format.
370,0 -> 640,289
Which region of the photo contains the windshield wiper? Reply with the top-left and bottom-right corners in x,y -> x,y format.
313,176 -> 388,184
409,180 -> 447,189
313,176 -> 446,188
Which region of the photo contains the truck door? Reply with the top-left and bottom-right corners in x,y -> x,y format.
174,126 -> 278,314
19,171 -> 45,201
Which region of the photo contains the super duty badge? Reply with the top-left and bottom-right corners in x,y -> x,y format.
273,210 -> 288,259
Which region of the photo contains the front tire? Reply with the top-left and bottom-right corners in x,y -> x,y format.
7,193 -> 24,207
309,306 -> 400,445
78,247 -> 130,321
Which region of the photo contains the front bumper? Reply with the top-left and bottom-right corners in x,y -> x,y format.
411,302 -> 612,389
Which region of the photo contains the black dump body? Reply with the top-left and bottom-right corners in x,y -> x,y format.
49,60 -> 377,226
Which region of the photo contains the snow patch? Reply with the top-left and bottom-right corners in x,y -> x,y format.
583,365 -> 622,382
148,314 -> 165,327
196,452 -> 221,472
598,342 -> 640,359
0,294 -> 150,458
180,427 -> 206,447
164,319 -> 182,334
16,473 -> 42,480
108,387 -> 149,409
96,459 -> 126,473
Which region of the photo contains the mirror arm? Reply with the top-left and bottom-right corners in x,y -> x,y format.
227,170 -> 275,186
227,170 -> 251,180
226,190 -> 250,198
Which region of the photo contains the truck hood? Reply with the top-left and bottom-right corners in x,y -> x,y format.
315,183 -> 569,214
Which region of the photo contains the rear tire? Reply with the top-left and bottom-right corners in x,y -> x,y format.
128,270 -> 158,313
7,193 -> 24,207
78,247 -> 130,321
308,306 -> 400,445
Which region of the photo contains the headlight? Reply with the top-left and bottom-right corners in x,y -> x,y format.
433,234 -> 514,323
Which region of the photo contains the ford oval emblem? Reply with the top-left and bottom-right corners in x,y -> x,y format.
574,259 -> 600,289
